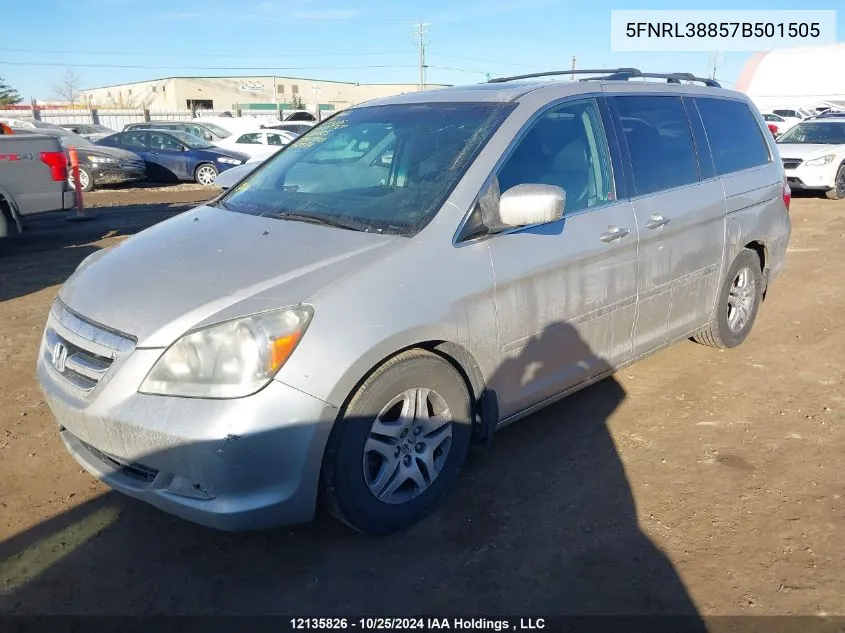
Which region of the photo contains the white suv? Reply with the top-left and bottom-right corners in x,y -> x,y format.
777,119 -> 845,200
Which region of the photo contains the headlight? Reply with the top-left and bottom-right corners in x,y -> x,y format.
139,305 -> 313,399
805,154 -> 835,166
217,157 -> 242,165
88,156 -> 116,164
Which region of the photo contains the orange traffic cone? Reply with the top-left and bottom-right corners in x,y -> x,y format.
66,146 -> 96,222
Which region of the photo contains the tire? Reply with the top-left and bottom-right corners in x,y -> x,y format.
69,167 -> 94,193
693,248 -> 764,349
194,163 -> 218,186
824,163 -> 845,201
321,349 -> 473,535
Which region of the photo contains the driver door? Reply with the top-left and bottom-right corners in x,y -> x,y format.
148,132 -> 190,180
485,97 -> 639,419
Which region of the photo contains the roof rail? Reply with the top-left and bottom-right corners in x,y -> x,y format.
488,68 -> 641,83
488,68 -> 721,88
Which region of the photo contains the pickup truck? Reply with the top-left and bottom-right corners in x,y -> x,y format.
0,132 -> 76,238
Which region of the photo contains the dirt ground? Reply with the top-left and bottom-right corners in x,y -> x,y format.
0,186 -> 843,618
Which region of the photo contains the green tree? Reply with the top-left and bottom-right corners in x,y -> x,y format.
0,77 -> 22,107
291,94 -> 304,110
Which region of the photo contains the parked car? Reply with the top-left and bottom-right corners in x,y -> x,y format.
123,120 -> 232,143
776,119 -> 845,200
262,121 -> 313,136
96,128 -> 249,185
11,127 -> 146,193
0,116 -> 64,131
0,132 -> 74,238
769,108 -> 811,122
58,123 -> 116,142
213,128 -> 296,160
285,110 -> 317,121
212,161 -> 260,188
37,69 -> 791,535
762,113 -> 795,136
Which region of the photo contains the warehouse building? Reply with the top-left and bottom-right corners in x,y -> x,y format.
737,42 -> 845,110
80,76 -> 449,115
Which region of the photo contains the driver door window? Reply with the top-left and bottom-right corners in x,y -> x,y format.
150,133 -> 182,151
497,99 -> 615,213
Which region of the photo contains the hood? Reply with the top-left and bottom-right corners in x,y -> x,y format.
213,162 -> 259,188
58,206 -> 402,348
204,145 -> 251,163
775,143 -> 841,160
78,145 -> 142,161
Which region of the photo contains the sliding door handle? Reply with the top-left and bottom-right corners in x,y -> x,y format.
646,214 -> 671,230
599,226 -> 631,243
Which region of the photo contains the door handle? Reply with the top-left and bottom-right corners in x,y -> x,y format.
599,226 -> 630,243
646,214 -> 671,230
150,151 -> 161,155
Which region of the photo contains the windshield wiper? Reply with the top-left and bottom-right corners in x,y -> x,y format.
270,211 -> 366,232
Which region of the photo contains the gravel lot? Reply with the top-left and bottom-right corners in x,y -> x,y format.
0,185 -> 843,618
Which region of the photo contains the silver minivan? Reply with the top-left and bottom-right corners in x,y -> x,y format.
37,69 -> 792,534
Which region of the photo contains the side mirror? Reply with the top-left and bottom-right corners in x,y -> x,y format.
204,133 -> 213,141
498,184 -> 566,227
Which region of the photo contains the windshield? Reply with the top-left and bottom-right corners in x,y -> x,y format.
91,124 -> 113,133
777,122 -> 845,145
219,102 -> 514,236
169,130 -> 214,149
201,122 -> 232,138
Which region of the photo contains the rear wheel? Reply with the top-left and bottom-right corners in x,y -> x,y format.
321,349 -> 472,535
194,163 -> 218,186
693,248 -> 763,349
824,163 -> 845,200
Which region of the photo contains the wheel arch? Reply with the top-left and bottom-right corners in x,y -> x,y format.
0,185 -> 22,238
327,338 -> 491,443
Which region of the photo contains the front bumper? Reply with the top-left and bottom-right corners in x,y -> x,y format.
36,306 -> 339,531
784,162 -> 838,191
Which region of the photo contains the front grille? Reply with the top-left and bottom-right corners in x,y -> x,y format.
120,159 -> 144,171
43,300 -> 135,395
782,158 -> 803,170
78,436 -> 159,483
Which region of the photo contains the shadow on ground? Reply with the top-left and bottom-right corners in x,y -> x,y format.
0,202 -> 196,303
0,321 -> 705,625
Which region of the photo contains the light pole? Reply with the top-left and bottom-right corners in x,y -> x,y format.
312,86 -> 322,121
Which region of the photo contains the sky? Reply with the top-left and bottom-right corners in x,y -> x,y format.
1,0 -> 842,101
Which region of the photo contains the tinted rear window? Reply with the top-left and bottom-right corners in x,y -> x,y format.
615,95 -> 699,196
695,98 -> 770,176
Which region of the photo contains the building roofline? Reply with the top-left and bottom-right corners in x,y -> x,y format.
81,75 -> 453,92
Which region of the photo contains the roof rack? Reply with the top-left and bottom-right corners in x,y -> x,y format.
488,68 -> 721,88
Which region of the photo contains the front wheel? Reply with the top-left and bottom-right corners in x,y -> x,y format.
69,167 -> 94,193
824,163 -> 845,201
321,349 -> 473,535
693,248 -> 763,349
194,163 -> 218,186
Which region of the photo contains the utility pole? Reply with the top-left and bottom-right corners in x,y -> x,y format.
411,19 -> 430,91
707,52 -> 725,80
571,56 -> 576,80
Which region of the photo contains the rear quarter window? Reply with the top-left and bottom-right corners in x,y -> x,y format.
694,98 -> 771,176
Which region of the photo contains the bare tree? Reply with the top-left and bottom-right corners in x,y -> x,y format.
52,69 -> 81,104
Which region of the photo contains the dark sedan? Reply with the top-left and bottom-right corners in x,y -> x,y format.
11,127 -> 146,192
96,129 -> 250,185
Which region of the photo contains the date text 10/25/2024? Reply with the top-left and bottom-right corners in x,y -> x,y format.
290,618 -> 546,631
